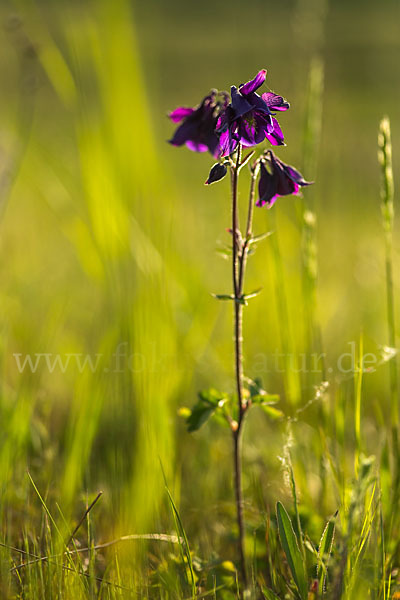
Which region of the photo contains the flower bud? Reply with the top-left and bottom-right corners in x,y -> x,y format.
205,162 -> 227,185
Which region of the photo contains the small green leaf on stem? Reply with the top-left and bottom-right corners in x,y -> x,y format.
216,245 -> 232,260
212,293 -> 235,301
186,403 -> 216,432
259,405 -> 284,420
186,389 -> 228,432
199,388 -> 228,406
244,376 -> 266,397
243,288 -> 263,301
251,394 -> 280,405
247,232 -> 273,246
244,377 -> 279,405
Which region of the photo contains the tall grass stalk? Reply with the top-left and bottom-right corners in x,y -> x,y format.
354,335 -> 364,478
378,117 -> 398,461
300,56 -> 325,380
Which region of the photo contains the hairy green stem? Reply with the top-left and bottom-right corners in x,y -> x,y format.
232,145 -> 244,415
231,145 -> 247,590
231,149 -> 259,591
238,162 -> 259,295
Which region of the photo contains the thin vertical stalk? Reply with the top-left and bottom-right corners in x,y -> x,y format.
232,145 -> 244,415
230,145 -> 248,590
354,334 -> 364,478
378,117 -> 398,458
231,145 -> 266,592
379,118 -> 400,552
230,153 -> 263,591
238,162 -> 259,295
233,425 -> 246,588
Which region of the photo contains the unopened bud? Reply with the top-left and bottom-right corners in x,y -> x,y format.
205,163 -> 227,185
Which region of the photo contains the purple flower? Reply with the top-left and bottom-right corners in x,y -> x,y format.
168,91 -> 222,158
216,70 -> 289,157
256,150 -> 312,208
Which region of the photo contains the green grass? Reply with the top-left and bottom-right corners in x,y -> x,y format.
0,0 -> 400,598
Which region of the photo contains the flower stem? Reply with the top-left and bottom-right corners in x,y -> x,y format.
232,146 -> 241,299
239,161 -> 259,294
231,146 -> 257,591
233,425 -> 246,587
231,145 -> 246,587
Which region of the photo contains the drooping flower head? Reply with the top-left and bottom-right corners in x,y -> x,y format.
168,91 -> 226,158
256,150 -> 312,208
216,70 -> 290,157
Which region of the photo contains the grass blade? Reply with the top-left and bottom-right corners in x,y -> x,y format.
276,502 -> 308,599
261,585 -> 281,599
317,511 -> 337,595
165,486 -> 196,598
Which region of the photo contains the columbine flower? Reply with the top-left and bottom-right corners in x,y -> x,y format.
168,91 -> 223,158
256,150 -> 312,208
216,69 -> 289,157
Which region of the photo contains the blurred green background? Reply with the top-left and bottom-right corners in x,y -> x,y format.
0,0 -> 400,591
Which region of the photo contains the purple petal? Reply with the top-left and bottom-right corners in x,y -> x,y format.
216,115 -> 224,131
168,120 -> 199,147
231,86 -> 253,118
219,127 -> 238,157
257,161 -> 278,207
262,92 -> 290,112
265,117 -> 285,146
276,178 -> 296,195
239,69 -> 267,96
275,169 -> 296,196
237,118 -> 257,147
265,151 -> 295,195
204,131 -> 221,158
283,164 -> 312,186
216,106 -> 233,132
245,92 -> 272,116
255,111 -> 274,134
234,112 -> 269,147
260,193 -> 279,208
186,140 -> 208,153
218,129 -> 230,155
257,151 -> 313,205
168,107 -> 195,123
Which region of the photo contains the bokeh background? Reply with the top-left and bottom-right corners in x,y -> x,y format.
0,0 -> 400,585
